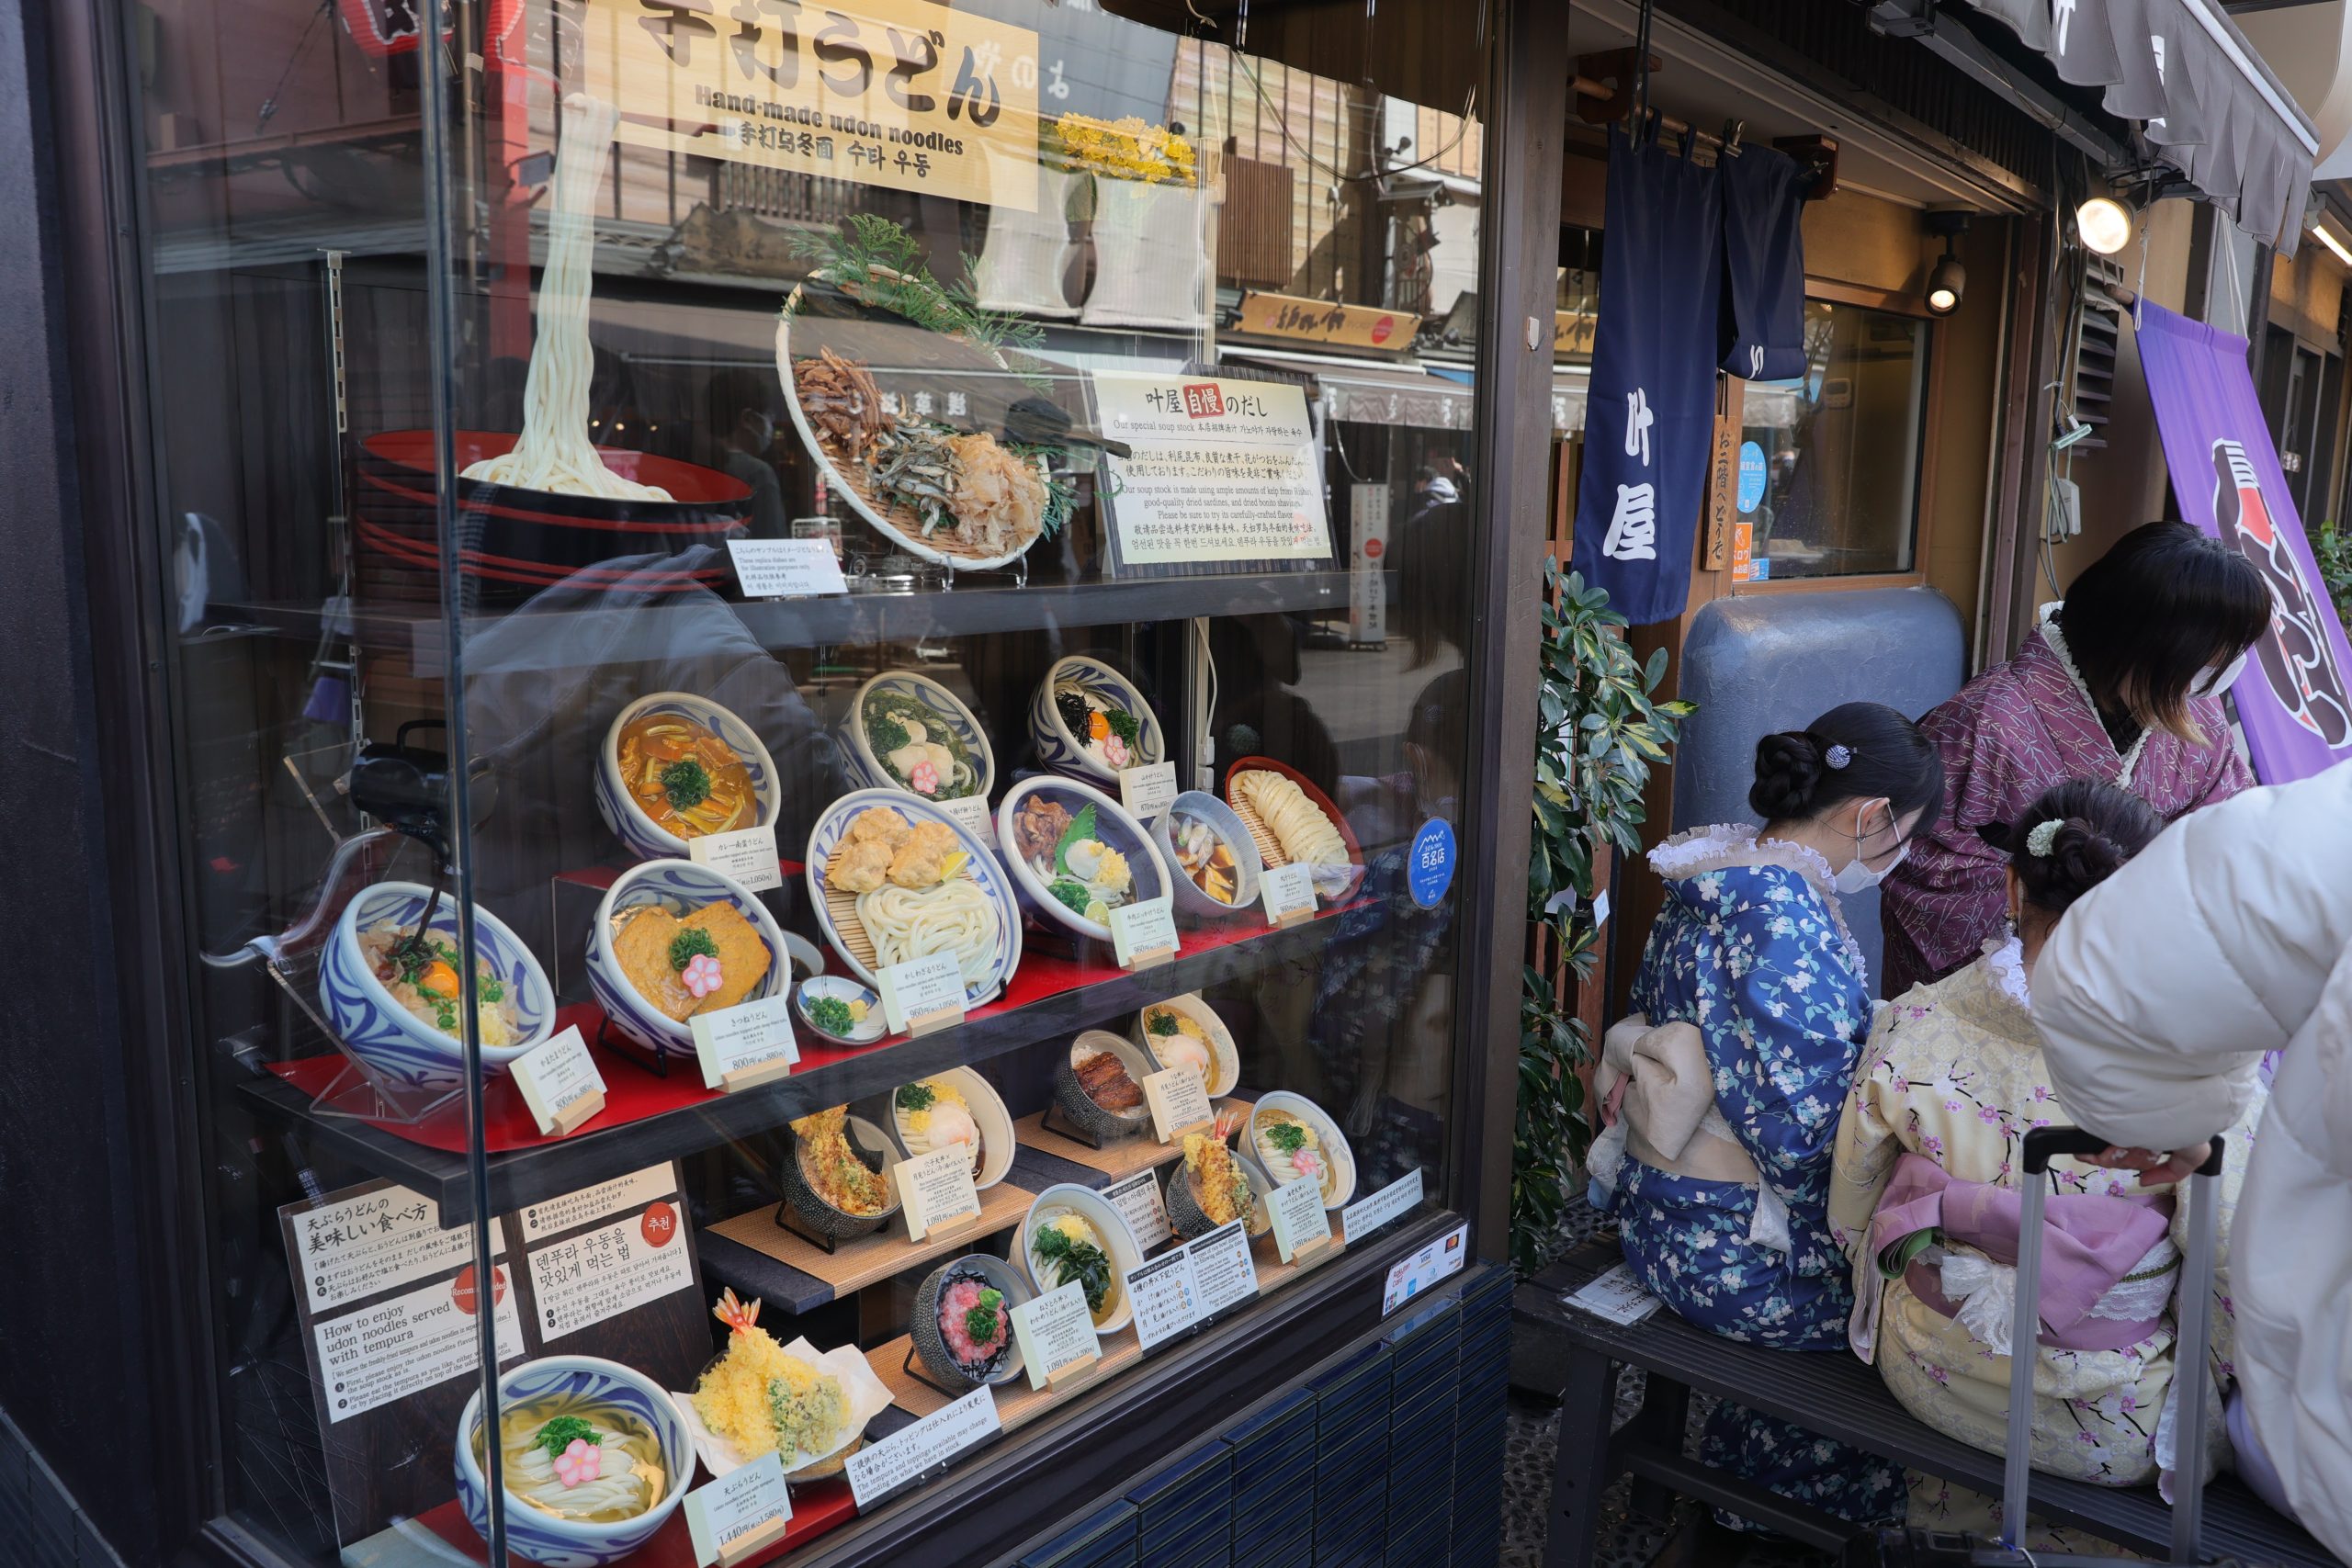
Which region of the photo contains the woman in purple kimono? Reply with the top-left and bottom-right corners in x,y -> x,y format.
1880,522 -> 2267,992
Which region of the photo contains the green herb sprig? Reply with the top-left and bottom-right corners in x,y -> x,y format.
964,1285 -> 1004,1344
668,927 -> 719,973
808,996 -> 857,1036
1267,1122 -> 1309,1155
896,1081 -> 937,1112
532,1416 -> 601,1459
1147,1010 -> 1181,1037
660,758 -> 712,811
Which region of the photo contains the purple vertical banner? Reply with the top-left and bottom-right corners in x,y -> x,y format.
2136,299 -> 2352,783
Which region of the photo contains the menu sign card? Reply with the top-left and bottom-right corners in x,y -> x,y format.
1142,1064 -> 1215,1143
878,950 -> 966,1035
684,1450 -> 792,1566
1117,761 -> 1181,823
689,995 -> 799,1091
511,1025 -> 606,1136
1110,897 -> 1180,970
1092,371 -> 1332,566
893,1145 -> 983,1242
727,537 -> 848,600
844,1386 -> 1001,1509
1011,1281 -> 1101,1392
1103,1170 -> 1173,1251
689,824 -> 784,893
939,795 -> 995,838
1266,1177 -> 1333,1265
1340,1168 -> 1425,1246
1260,863 -> 1317,926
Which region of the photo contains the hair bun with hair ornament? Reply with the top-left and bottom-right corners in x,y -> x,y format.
2026,818 -> 2062,858
1824,744 -> 1853,770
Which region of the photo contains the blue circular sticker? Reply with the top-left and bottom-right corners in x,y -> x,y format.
1408,818 -> 1457,908
1736,442 -> 1767,513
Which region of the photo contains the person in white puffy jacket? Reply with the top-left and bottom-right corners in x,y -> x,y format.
2033,761 -> 2352,1558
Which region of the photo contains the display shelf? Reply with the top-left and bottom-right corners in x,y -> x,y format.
871,1325 -> 1143,1435
237,905 -> 1355,1223
1013,1102 -> 1253,1181
704,1180 -> 1038,1314
210,568 -> 1369,664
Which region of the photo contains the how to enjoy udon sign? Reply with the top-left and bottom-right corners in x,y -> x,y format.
577,0 -> 1041,210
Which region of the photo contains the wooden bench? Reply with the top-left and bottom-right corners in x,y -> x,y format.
1514,1239 -> 2337,1567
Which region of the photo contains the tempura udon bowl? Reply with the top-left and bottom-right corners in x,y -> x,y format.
455,1355 -> 695,1567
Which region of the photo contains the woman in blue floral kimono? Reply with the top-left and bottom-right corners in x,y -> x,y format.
1590,701 -> 1942,1532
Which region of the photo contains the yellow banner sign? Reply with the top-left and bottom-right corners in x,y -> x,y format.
577,0 -> 1041,210
1235,291 -> 1419,352
1554,309 -> 1596,358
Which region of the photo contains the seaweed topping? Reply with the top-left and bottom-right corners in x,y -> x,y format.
1033,1224 -> 1112,1312
1055,688 -> 1091,737
1102,708 -> 1140,746
1147,1010 -> 1181,1037
964,1286 -> 1004,1344
808,996 -> 856,1036
867,712 -> 910,757
1267,1122 -> 1309,1155
668,927 -> 720,973
532,1416 -> 601,1460
659,757 -> 713,812
895,1081 -> 937,1112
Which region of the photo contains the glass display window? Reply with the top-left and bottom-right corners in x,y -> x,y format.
124,0 -> 1504,1562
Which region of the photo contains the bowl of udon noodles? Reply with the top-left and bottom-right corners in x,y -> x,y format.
455,1355 -> 695,1567
1027,654 -> 1165,784
585,858 -> 791,1066
595,691 -> 781,863
321,881 -> 556,1090
841,670 -> 995,804
1131,994 -> 1240,1099
994,775 -> 1176,944
1152,791 -> 1262,921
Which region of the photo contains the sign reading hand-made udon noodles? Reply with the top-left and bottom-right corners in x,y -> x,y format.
577,0 -> 1040,210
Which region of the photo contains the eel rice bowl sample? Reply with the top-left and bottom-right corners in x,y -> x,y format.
1072,1043 -> 1144,1116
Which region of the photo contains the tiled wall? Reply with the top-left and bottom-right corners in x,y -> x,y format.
1020,1262 -> 1512,1568
0,1407 -> 124,1568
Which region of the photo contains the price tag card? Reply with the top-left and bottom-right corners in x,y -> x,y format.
1011,1281 -> 1101,1391
1340,1168 -> 1424,1246
727,536 -> 849,600
688,823 -> 784,893
1565,1261 -> 1663,1326
1184,1221 -> 1259,1318
511,1025 -> 607,1136
689,995 -> 799,1091
893,1145 -> 983,1242
1109,897 -> 1180,970
1142,1065 -> 1215,1144
938,795 -> 995,838
1125,1247 -> 1204,1352
684,1450 -> 791,1566
1117,761 -> 1180,823
844,1386 -> 1000,1510
877,950 -> 966,1035
1265,1176 -> 1333,1264
1381,1223 -> 1469,1314
1260,863 -> 1317,926
1102,1169 -> 1173,1251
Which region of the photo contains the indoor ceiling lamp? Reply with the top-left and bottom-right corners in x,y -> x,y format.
2312,220 -> 2352,267
2076,194 -> 2136,255
1924,210 -> 1970,316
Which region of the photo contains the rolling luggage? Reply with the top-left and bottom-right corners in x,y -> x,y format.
1842,1125 -> 2232,1567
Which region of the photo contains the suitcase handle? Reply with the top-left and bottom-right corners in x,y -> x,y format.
2019,1125 -> 2225,1177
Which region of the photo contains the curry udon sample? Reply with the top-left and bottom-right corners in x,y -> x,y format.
616,710 -> 758,841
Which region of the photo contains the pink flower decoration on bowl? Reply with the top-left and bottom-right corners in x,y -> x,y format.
1102,734 -> 1129,769
683,953 -> 724,998
553,1438 -> 604,1488
910,761 -> 940,795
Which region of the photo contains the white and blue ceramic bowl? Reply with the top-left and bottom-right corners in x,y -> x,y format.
994,775 -> 1177,944
455,1355 -> 695,1567
794,975 -> 886,1044
842,670 -> 996,803
595,691 -> 781,862
585,859 -> 789,1063
321,881 -> 555,1090
1153,791 -> 1263,921
1027,654 -> 1165,784
804,789 -> 1022,1007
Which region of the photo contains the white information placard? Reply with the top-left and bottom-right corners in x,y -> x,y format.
684,1450 -> 792,1566
1142,1064 -> 1215,1143
1117,761 -> 1181,823
290,1184 -> 499,1310
689,995 -> 799,1089
844,1386 -> 1000,1508
1260,863 -> 1317,925
313,1269 -> 523,1423
1185,1221 -> 1260,1317
877,950 -> 966,1034
1125,1247 -> 1204,1352
1565,1261 -> 1664,1326
1011,1281 -> 1101,1391
1092,371 -> 1332,564
688,824 -> 784,893
518,1166 -> 676,1245
1265,1176 -> 1333,1264
510,1025 -> 607,1136
1102,1169 -> 1173,1251
892,1145 -> 983,1242
1380,1223 -> 1470,1315
1110,897 -> 1180,969
525,1200 -> 695,1342
727,536 -> 849,600
1340,1168 -> 1425,1247
938,795 -> 995,838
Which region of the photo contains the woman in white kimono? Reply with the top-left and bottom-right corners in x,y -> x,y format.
2033,762 -> 2352,1560
1830,779 -> 2262,1538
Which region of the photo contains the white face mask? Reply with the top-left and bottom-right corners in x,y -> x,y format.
1832,802 -> 1906,894
2191,649 -> 2250,697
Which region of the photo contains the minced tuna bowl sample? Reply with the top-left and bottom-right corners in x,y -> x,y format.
937,1265 -> 1012,1382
